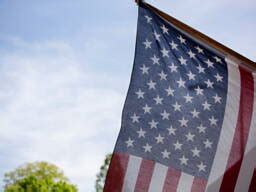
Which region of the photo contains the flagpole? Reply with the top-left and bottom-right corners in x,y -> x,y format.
142,2 -> 255,70
135,0 -> 144,5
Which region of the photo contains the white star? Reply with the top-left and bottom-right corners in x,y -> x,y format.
197,64 -> 205,73
154,95 -> 163,105
149,119 -> 158,129
205,79 -> 214,88
161,24 -> 169,34
131,113 -> 140,123
151,55 -> 160,65
135,89 -> 144,98
186,132 -> 195,142
187,71 -> 196,80
178,56 -> 187,65
204,139 -> 213,149
167,126 -> 176,135
214,56 -> 222,63
142,104 -> 151,114
161,110 -> 170,120
165,86 -> 174,96
173,141 -> 183,150
179,117 -> 188,127
140,64 -> 149,74
161,149 -> 170,159
188,50 -> 196,59
137,128 -> 146,138
154,31 -> 161,42
179,155 -> 188,165
161,48 -> 169,58
215,73 -> 223,82
169,63 -> 178,72
158,71 -> 167,80
125,138 -> 134,147
213,94 -> 222,103
144,15 -> 152,23
170,41 -> 178,50
191,109 -> 200,118
191,147 -> 200,157
202,101 -> 211,110
155,134 -> 164,144
147,80 -> 156,90
184,93 -> 193,103
177,78 -> 186,88
172,102 -> 181,111
209,116 -> 218,126
197,162 -> 206,172
197,124 -> 206,133
143,39 -> 152,49
195,86 -> 204,95
205,59 -> 214,68
143,143 -> 152,152
195,46 -> 204,54
178,35 -> 186,44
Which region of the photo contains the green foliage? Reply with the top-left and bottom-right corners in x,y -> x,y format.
95,154 -> 112,192
4,161 -> 78,192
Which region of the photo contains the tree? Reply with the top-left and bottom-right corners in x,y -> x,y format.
4,161 -> 78,192
95,154 -> 112,192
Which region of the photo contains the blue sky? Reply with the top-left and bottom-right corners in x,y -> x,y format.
0,0 -> 255,191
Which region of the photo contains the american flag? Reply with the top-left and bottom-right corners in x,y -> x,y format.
104,3 -> 256,192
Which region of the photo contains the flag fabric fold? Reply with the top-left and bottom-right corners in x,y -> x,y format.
104,3 -> 256,192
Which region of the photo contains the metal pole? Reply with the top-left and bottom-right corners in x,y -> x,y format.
135,0 -> 144,6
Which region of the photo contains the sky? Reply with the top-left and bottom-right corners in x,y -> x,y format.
0,0 -> 255,191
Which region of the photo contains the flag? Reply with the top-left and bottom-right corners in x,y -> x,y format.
104,2 -> 256,192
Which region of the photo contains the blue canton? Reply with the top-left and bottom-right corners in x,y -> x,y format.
114,4 -> 228,179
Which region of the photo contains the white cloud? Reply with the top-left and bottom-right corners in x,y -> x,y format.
149,0 -> 256,61
0,38 -> 125,191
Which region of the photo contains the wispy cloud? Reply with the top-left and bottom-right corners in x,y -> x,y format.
0,38 -> 126,191
150,0 -> 256,61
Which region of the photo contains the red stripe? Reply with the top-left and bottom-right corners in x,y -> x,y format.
249,169 -> 256,192
134,159 -> 154,192
162,167 -> 181,192
103,153 -> 129,192
191,177 -> 207,192
220,67 -> 254,191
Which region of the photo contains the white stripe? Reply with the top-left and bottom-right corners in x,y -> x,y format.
234,73 -> 256,192
177,172 -> 194,192
148,163 -> 168,192
206,57 -> 241,191
122,155 -> 141,192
